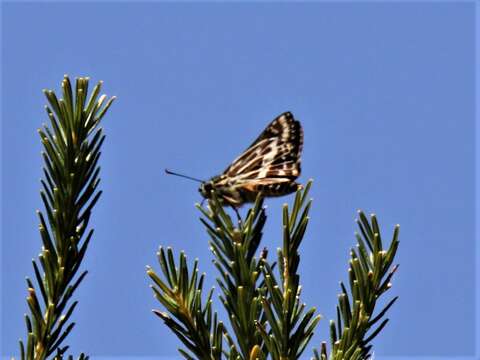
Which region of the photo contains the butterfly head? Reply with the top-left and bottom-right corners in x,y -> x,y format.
199,175 -> 231,205
198,181 -> 215,199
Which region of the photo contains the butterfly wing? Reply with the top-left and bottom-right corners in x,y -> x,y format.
224,112 -> 303,177
215,112 -> 303,205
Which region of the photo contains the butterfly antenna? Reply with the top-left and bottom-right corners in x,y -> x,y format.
165,169 -> 204,183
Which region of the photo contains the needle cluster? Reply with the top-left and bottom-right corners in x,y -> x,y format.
18,75 -> 115,360
148,181 -> 400,360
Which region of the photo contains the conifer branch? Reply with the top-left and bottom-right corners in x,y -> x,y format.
147,247 -> 223,360
197,193 -> 268,360
150,181 -> 399,360
18,75 -> 115,360
313,211 -> 400,360
256,181 -> 321,360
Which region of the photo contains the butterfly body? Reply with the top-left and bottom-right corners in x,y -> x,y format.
199,112 -> 303,207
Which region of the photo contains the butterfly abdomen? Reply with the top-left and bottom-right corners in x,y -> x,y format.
231,180 -> 301,205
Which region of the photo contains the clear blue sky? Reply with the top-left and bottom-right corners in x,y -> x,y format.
1,2 -> 477,359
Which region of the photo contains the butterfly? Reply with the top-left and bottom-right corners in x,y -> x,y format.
166,112 -> 303,208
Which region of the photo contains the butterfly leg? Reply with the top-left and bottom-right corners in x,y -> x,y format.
231,206 -> 242,226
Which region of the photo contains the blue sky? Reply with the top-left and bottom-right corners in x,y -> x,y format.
1,2 -> 477,359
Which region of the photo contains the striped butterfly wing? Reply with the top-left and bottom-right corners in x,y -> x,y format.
219,112 -> 303,204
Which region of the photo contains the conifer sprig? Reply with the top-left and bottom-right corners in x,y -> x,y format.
147,247 -> 223,360
313,212 -> 400,360
256,180 -> 321,360
19,75 -> 115,360
197,193 -> 268,360
150,181 -> 399,360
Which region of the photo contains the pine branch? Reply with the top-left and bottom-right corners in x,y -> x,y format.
18,75 -> 115,360
197,193 -> 268,360
256,181 -> 321,360
313,211 -> 400,360
147,247 -> 223,360
151,180 -> 398,360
